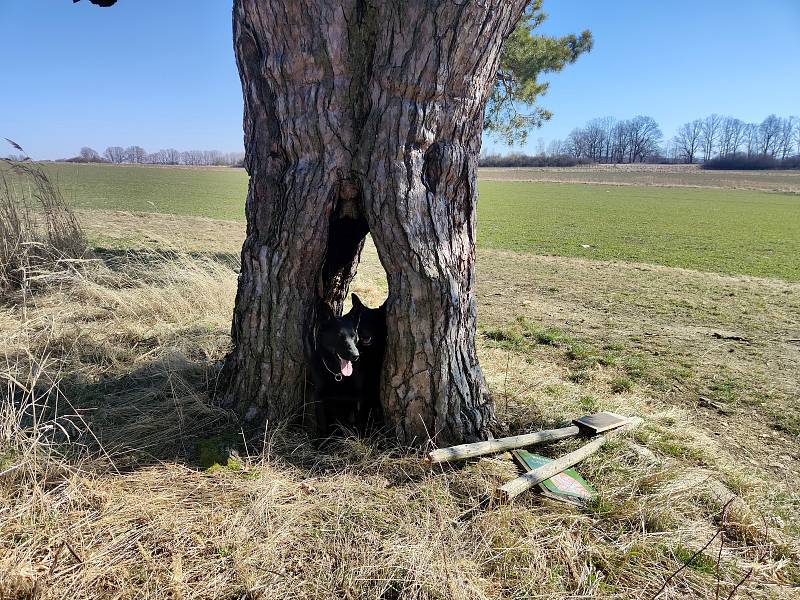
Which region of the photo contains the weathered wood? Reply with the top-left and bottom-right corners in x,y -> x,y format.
426,412 -> 630,464
426,426 -> 579,465
496,417 -> 642,503
221,0 -> 529,445
572,411 -> 628,434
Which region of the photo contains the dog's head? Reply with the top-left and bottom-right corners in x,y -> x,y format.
317,302 -> 361,377
351,293 -> 386,351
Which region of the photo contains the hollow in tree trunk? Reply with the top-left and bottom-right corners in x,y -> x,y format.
221,0 -> 526,446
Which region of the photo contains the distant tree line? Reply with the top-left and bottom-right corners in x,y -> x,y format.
41,114 -> 800,170
672,114 -> 798,165
559,116 -> 664,163
481,115 -> 666,166
59,146 -> 245,167
702,154 -> 800,170
479,113 -> 799,169
479,153 -> 588,167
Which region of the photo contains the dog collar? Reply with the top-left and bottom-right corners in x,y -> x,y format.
321,355 -> 343,382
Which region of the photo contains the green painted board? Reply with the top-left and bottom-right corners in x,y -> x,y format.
511,449 -> 596,506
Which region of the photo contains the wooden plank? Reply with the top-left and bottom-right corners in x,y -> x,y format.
426,425 -> 580,465
495,417 -> 642,503
426,412 -> 632,465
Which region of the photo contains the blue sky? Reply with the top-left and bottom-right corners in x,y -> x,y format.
2,0 -> 798,159
495,0 -> 800,154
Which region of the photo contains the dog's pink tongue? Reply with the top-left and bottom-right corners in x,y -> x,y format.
340,358 -> 353,377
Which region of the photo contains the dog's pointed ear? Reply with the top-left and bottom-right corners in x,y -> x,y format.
351,293 -> 364,311
318,302 -> 335,323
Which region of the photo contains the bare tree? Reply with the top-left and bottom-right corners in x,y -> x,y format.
553,113 -> 794,164
553,115 -> 663,164
79,147 -> 103,162
699,114 -> 722,162
566,127 -> 587,159
718,117 -> 745,157
103,146 -> 243,166
794,117 -> 800,156
207,150 -> 225,166
163,148 -> 181,165
225,151 -> 245,166
743,123 -> 759,156
759,115 -> 781,157
598,116 -> 616,163
673,119 -> 703,164
582,118 -> 609,162
125,145 -> 147,164
662,139 -> 679,163
104,146 -> 126,163
626,116 -> 662,163
546,139 -> 564,156
777,117 -> 795,160
610,120 -> 630,163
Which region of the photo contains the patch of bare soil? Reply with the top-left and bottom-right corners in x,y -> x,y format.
80,209 -> 246,254
479,165 -> 800,193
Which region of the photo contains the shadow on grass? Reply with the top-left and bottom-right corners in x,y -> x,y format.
51,352 -> 435,485
3,245 -> 432,484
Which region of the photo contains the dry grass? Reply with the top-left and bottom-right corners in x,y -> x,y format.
1,213 -> 799,599
0,161 -> 87,296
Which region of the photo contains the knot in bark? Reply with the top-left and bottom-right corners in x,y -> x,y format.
422,141 -> 469,195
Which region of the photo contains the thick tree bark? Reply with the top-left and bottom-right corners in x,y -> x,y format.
222,0 -> 526,445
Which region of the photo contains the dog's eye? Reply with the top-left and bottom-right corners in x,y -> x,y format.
361,336 -> 372,346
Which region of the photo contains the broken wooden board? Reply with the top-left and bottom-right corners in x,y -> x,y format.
496,417 -> 642,503
511,449 -> 595,506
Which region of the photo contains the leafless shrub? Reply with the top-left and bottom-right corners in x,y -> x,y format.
702,154 -> 800,170
0,142 -> 87,296
479,152 -> 588,167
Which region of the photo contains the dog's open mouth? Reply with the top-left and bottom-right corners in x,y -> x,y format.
338,355 -> 353,377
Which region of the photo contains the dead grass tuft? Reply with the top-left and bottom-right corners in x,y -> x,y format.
0,159 -> 87,296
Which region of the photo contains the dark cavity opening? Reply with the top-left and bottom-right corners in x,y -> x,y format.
307,177 -> 389,438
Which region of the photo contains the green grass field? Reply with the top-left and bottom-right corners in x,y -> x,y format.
479,181 -> 800,281
39,163 -> 800,281
45,163 -> 249,220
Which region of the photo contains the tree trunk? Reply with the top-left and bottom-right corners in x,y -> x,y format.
222,0 -> 526,446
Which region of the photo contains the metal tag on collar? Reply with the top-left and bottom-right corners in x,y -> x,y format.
334,373 -> 343,382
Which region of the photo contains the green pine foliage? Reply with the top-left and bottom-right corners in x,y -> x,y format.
486,0 -> 593,144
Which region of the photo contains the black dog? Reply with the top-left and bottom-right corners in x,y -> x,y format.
308,301 -> 364,436
351,294 -> 386,430
308,294 -> 387,437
